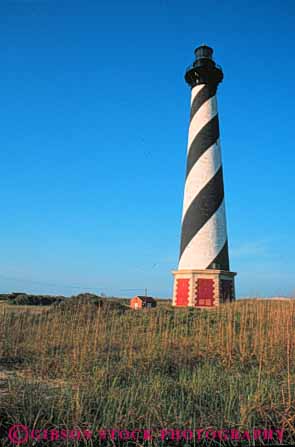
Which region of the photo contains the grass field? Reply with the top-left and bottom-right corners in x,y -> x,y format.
0,298 -> 295,446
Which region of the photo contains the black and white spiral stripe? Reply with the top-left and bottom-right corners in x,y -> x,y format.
179,84 -> 230,271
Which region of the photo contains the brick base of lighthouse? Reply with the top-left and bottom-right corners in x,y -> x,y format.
172,269 -> 236,307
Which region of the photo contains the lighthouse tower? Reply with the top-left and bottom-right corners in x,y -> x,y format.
172,45 -> 236,307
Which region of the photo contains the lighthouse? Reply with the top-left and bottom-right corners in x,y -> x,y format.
172,45 -> 236,307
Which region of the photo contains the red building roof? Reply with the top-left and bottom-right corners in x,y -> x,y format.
134,296 -> 156,303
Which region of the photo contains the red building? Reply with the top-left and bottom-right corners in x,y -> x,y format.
130,296 -> 157,310
173,274 -> 235,307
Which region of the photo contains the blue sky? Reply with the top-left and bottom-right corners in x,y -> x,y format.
0,0 -> 294,298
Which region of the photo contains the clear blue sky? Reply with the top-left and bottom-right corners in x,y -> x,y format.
1,0 -> 294,298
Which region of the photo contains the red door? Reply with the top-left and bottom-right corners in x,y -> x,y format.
196,278 -> 214,307
176,279 -> 189,306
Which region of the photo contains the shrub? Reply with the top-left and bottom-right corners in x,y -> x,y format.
8,293 -> 65,306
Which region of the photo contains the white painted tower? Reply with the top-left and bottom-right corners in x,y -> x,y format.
172,45 -> 236,307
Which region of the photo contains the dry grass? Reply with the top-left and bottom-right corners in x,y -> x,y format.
0,299 -> 295,445
0,302 -> 51,314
